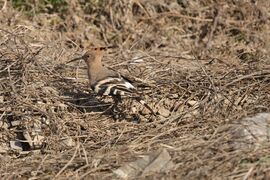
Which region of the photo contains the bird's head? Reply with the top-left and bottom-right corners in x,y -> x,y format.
81,47 -> 106,64
66,46 -> 115,66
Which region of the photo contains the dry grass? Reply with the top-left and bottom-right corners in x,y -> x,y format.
0,0 -> 270,179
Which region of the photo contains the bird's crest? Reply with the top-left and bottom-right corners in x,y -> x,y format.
89,47 -> 107,59
66,45 -> 116,64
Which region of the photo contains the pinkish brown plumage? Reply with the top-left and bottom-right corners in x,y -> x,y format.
72,47 -> 156,116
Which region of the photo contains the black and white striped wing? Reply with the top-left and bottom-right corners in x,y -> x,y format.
92,77 -> 156,115
91,77 -> 138,97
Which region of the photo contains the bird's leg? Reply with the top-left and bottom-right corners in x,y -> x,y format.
112,95 -> 123,119
130,100 -> 141,123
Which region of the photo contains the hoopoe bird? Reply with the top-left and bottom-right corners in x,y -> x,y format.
69,47 -> 156,116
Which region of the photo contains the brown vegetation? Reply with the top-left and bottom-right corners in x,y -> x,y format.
0,0 -> 270,179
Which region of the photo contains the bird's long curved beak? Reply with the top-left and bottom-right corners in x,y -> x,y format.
65,56 -> 84,64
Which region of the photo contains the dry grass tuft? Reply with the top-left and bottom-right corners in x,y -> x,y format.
0,1 -> 270,179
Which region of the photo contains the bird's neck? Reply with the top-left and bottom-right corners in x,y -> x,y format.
86,59 -> 103,84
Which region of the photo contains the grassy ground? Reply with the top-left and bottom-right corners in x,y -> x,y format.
0,0 -> 270,179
